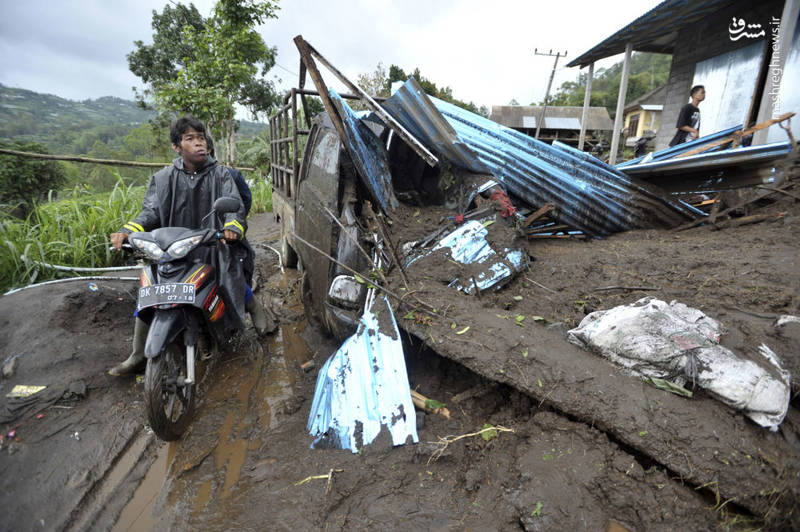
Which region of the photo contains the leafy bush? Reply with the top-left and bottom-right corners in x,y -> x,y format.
0,140 -> 67,216
249,176 -> 272,214
0,177 -> 145,293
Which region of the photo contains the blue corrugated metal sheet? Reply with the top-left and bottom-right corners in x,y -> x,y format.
616,124 -> 743,168
307,291 -> 418,453
382,78 -> 698,237
330,89 -> 398,213
619,141 -> 793,175
407,220 -> 528,294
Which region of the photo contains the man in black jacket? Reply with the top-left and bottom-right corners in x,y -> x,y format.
669,85 -> 705,147
108,116 -> 268,376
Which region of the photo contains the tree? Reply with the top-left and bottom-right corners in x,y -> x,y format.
128,4 -> 205,109
543,52 -> 672,116
382,64 -> 488,117
0,141 -> 66,216
128,1 -> 281,164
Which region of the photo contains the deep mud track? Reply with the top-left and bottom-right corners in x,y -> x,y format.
1,207 -> 799,531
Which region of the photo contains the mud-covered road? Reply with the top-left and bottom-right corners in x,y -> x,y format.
1,200 -> 799,531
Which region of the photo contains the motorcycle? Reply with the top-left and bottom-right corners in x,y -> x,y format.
123,196 -> 243,441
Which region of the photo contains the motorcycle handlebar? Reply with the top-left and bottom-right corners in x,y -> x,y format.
109,231 -> 225,253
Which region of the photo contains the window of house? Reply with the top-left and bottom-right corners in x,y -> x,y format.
628,113 -> 640,137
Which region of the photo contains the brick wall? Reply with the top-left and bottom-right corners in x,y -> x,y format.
654,0 -> 783,150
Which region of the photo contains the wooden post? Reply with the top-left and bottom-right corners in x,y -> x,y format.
295,36 -> 438,167
609,43 -> 633,165
753,0 -> 800,145
293,36 -> 349,148
533,49 -> 567,141
578,62 -> 595,151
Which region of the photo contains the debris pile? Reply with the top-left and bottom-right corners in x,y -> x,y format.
286,36 -> 797,457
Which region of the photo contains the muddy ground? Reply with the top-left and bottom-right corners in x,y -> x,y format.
1,192 -> 799,531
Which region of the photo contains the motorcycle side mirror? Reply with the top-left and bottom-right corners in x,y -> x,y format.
213,196 -> 241,214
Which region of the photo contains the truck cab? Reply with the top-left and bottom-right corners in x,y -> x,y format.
270,90 -> 369,339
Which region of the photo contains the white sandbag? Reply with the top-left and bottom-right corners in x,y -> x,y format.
567,297 -> 790,430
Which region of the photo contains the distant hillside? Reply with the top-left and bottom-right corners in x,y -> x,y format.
0,84 -> 266,153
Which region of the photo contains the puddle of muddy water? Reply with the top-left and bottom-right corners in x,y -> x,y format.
113,320 -> 313,529
111,441 -> 176,532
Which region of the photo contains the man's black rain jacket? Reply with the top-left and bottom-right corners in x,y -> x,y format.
119,156 -> 249,328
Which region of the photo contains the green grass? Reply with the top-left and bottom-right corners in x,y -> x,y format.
0,177 -> 145,293
250,177 -> 273,214
1,175 -> 272,293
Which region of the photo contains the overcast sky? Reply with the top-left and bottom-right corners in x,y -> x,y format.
0,0 -> 663,119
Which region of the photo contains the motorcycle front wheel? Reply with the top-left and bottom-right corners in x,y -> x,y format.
144,342 -> 196,441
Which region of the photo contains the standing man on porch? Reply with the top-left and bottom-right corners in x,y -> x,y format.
669,85 -> 705,146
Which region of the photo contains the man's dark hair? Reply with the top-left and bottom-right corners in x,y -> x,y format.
205,133 -> 215,157
170,116 -> 206,146
690,85 -> 704,96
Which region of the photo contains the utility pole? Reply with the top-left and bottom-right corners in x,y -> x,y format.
534,48 -> 567,141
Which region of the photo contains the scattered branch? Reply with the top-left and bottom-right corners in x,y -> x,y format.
427,425 -> 515,464
593,285 -> 660,292
294,468 -> 343,489
523,276 -> 558,295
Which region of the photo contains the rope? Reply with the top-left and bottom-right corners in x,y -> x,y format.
21,255 -> 141,273
3,276 -> 138,296
264,245 -> 285,274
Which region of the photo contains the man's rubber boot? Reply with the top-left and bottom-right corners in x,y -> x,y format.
246,297 -> 269,335
109,318 -> 148,376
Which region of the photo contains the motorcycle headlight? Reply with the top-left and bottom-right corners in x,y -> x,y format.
130,237 -> 166,261
167,235 -> 203,259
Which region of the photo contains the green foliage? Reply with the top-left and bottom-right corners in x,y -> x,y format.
130,0 -> 281,164
0,140 -> 67,215
480,423 -> 499,442
127,4 -> 206,92
237,127 -> 271,174
0,178 -> 145,293
543,52 -> 672,115
249,176 -> 272,213
374,64 -> 489,117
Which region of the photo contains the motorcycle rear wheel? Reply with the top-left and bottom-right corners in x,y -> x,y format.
144,342 -> 196,441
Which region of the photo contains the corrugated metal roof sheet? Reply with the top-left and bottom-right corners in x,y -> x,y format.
624,85 -> 668,113
620,141 -> 792,175
616,124 -> 743,167
382,78 -> 699,237
330,89 -> 398,212
491,105 -> 614,131
545,117 -> 582,130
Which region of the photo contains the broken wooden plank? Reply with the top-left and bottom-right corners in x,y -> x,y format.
528,223 -> 570,235
708,192 -> 722,224
676,181 -> 795,231
675,112 -> 795,159
293,36 -> 350,148
411,389 -> 451,419
294,35 -> 438,167
712,213 -> 773,230
521,203 -> 555,229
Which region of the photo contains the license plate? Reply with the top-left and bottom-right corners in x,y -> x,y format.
138,283 -> 195,309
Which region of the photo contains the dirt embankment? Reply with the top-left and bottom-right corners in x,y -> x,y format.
1,203 -> 799,531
